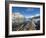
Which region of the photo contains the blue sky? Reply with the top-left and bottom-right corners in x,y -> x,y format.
12,7 -> 40,18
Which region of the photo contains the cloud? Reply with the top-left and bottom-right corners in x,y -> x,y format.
25,14 -> 40,18
26,8 -> 34,12
35,14 -> 40,17
25,16 -> 34,18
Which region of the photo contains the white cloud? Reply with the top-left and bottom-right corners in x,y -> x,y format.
25,15 -> 34,18
35,14 -> 40,17
25,14 -> 40,18
26,8 -> 34,12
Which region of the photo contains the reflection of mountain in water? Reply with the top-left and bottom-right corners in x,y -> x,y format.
12,12 -> 40,31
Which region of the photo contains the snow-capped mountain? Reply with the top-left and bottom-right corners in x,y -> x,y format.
12,12 -> 25,24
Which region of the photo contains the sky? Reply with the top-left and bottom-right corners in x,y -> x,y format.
12,7 -> 40,18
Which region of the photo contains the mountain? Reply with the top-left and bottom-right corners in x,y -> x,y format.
12,12 -> 25,24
